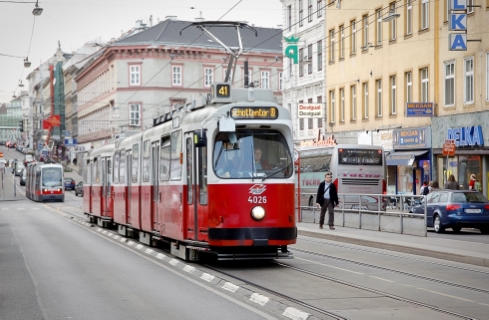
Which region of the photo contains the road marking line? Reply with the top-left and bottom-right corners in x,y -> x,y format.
169,259 -> 179,266
370,276 -> 395,283
222,282 -> 239,293
200,273 -> 214,282
183,265 -> 195,273
282,307 -> 310,320
416,287 -> 473,302
250,293 -> 269,306
295,257 -> 363,275
135,244 -> 144,250
155,253 -> 165,260
145,249 -> 154,254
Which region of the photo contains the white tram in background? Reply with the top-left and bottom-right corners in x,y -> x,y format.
83,82 -> 296,261
26,162 -> 64,202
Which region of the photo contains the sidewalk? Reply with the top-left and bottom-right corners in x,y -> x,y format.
297,221 -> 489,267
64,163 -> 82,181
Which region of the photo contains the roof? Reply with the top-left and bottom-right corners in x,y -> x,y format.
114,20 -> 282,53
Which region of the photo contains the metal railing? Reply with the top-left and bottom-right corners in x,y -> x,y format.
296,192 -> 428,237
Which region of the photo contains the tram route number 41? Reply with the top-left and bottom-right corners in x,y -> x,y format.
248,196 -> 267,204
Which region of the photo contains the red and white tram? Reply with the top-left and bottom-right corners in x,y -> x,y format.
26,162 -> 64,202
83,83 -> 296,260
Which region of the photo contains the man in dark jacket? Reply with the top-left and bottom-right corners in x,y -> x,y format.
315,173 -> 339,230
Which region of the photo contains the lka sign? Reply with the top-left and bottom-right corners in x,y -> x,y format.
449,0 -> 467,51
447,125 -> 484,147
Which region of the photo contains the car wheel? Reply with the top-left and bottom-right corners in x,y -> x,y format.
480,228 -> 489,234
452,226 -> 462,233
433,215 -> 445,233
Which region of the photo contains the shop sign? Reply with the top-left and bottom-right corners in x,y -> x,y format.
406,102 -> 434,117
298,103 -> 322,118
300,134 -> 336,147
392,127 -> 431,149
447,125 -> 484,147
372,130 -> 393,151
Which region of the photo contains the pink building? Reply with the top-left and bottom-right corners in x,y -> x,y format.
76,18 -> 284,149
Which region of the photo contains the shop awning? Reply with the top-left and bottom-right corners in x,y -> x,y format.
386,150 -> 428,166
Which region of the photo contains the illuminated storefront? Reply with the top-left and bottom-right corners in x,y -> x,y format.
432,114 -> 489,197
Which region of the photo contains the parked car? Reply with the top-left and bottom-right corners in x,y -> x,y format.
15,163 -> 25,176
75,181 -> 84,197
64,177 -> 76,190
412,190 -> 489,234
20,169 -> 26,186
24,154 -> 34,166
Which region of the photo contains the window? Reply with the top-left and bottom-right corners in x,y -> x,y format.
467,0 -> 474,14
299,49 -> 304,77
119,151 -> 126,184
390,75 -> 397,115
376,79 -> 382,117
172,66 -> 182,85
130,104 -> 140,126
308,118 -> 313,129
279,72 -> 283,91
351,20 -> 357,55
170,130 -> 182,180
390,2 -> 397,41
362,15 -> 369,48
132,144 -> 139,183
204,68 -> 213,87
308,0 -> 313,22
405,71 -> 412,103
329,29 -> 335,62
261,71 -> 270,89
339,25 -> 345,59
129,65 -> 140,86
113,151 -> 120,184
317,40 -> 323,70
464,57 -> 474,104
299,118 -> 304,130
487,53 -> 489,101
160,137 -> 170,181
308,44 -> 313,73
421,0 -> 429,30
340,88 -> 345,122
299,0 -> 303,27
421,68 -> 429,102
317,0 -> 323,18
406,0 -> 412,35
363,82 -> 369,119
329,90 -> 335,123
350,85 -> 357,120
444,61 -> 455,106
376,9 -> 382,46
317,96 -> 323,128
287,5 -> 292,32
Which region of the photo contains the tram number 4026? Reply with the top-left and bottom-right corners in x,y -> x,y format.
248,196 -> 267,204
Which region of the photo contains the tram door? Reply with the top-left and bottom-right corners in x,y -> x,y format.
83,160 -> 92,214
126,150 -> 132,224
151,141 -> 160,232
185,133 -> 208,241
413,168 -> 423,195
101,157 -> 112,217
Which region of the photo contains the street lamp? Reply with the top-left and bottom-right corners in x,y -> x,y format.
32,0 -> 43,16
24,58 -> 31,68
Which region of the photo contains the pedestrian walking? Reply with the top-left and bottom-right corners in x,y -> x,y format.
315,172 -> 339,230
444,174 -> 460,190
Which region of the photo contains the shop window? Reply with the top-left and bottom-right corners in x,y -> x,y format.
397,165 -> 414,194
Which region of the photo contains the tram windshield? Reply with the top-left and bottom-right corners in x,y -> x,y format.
214,130 -> 292,179
42,167 -> 63,187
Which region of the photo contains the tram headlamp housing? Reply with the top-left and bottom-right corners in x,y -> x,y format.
251,206 -> 266,221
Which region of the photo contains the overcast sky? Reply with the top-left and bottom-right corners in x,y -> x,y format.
0,0 -> 283,103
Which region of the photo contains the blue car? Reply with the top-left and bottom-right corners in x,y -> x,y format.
64,177 -> 76,190
413,190 -> 489,234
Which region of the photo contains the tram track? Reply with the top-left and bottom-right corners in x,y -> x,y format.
298,236 -> 489,275
291,247 -> 489,295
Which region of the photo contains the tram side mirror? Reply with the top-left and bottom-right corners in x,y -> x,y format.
194,130 -> 207,148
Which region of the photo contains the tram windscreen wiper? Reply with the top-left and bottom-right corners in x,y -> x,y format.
262,167 -> 287,181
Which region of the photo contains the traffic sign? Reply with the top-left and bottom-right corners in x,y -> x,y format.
442,139 -> 456,156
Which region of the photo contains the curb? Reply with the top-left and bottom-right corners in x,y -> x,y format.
298,229 -> 489,268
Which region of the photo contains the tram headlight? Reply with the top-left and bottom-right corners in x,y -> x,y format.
251,206 -> 266,221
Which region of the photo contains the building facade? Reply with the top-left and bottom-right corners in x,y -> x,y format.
76,18 -> 284,150
281,0 -> 326,145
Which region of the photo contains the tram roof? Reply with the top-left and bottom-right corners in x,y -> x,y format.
89,144 -> 115,158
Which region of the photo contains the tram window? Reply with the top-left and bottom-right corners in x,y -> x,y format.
94,159 -> 100,184
186,137 -> 193,204
160,137 -> 170,181
113,151 -> 120,184
120,150 -> 126,184
132,143 -> 139,183
171,130 -> 182,180
143,140 -> 150,182
199,145 -> 208,204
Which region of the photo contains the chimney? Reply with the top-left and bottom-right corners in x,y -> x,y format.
195,11 -> 204,22
165,16 -> 177,21
149,15 -> 153,27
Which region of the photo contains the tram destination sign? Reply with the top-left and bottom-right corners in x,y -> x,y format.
231,107 -> 278,120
